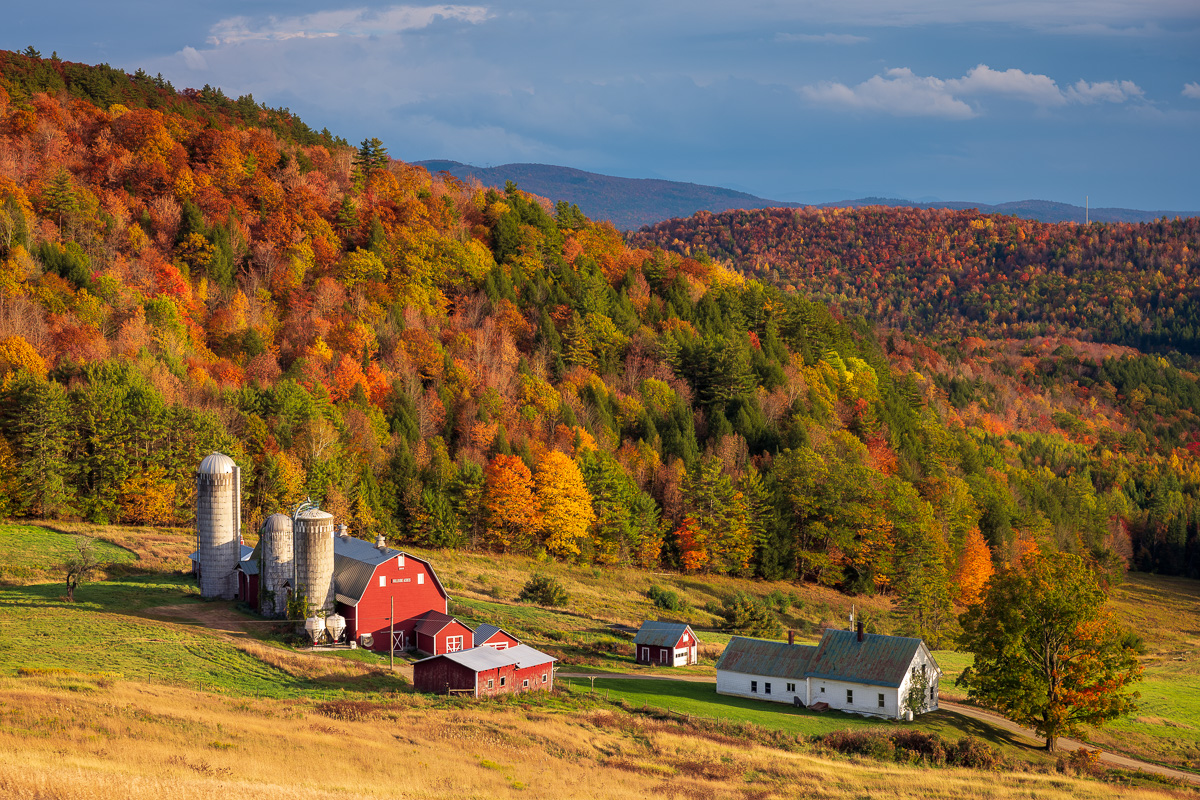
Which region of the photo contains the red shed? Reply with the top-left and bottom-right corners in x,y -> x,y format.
473,623 -> 520,650
410,609 -> 473,656
234,561 -> 259,612
332,533 -> 449,652
413,644 -> 556,697
634,621 -> 699,666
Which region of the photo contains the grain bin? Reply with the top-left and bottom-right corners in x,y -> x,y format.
260,513 -> 294,618
293,507 -> 335,614
196,452 -> 241,599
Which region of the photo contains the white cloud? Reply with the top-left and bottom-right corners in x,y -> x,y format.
180,46 -> 208,70
775,32 -> 868,44
802,68 -> 976,119
947,65 -> 1066,106
803,64 -> 1146,118
1067,79 -> 1145,103
1184,82 -> 1200,99
207,4 -> 491,46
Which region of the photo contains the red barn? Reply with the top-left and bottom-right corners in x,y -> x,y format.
634,621 -> 699,666
413,644 -> 556,697
410,609 -> 474,656
332,533 -> 450,653
473,623 -> 520,650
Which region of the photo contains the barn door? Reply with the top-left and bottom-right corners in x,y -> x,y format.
392,631 -> 405,652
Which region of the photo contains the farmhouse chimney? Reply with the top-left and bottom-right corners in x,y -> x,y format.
856,621 -> 864,642
788,630 -> 795,646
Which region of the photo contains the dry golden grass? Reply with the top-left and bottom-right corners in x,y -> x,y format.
0,675 -> 1186,800
21,519 -> 198,578
228,639 -> 384,682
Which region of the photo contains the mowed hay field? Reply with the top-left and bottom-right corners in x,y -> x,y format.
0,673 -> 1184,800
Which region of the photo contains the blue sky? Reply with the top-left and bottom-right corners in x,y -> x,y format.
6,1 -> 1200,208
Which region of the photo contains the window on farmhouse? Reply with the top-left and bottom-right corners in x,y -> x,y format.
847,689 -> 854,704
751,681 -> 758,693
765,682 -> 771,694
878,693 -> 885,708
786,682 -> 795,692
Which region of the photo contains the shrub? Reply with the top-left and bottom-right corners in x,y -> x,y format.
720,592 -> 782,637
518,573 -> 569,606
817,729 -> 895,760
951,736 -> 1002,770
648,584 -> 684,611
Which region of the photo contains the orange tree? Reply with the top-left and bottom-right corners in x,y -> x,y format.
958,550 -> 1142,751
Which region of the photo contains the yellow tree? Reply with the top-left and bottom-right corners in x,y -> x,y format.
535,450 -> 595,558
483,455 -> 542,553
0,335 -> 48,381
953,527 -> 995,606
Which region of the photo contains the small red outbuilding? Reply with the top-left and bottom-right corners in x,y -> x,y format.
473,623 -> 520,650
634,621 -> 699,666
413,644 -> 557,697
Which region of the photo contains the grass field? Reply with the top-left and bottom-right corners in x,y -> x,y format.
4,520 -> 1200,777
0,672 -> 1184,800
0,522 -> 138,583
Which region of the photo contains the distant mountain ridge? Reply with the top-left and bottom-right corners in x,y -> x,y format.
416,160 -> 1198,230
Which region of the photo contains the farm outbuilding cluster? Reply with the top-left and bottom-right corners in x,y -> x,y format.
189,453 -> 557,694
715,623 -> 941,720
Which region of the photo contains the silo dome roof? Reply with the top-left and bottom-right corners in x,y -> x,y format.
296,508 -> 334,521
198,452 -> 237,474
263,513 -> 293,533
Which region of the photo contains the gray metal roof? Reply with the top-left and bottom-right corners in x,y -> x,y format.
331,537 -> 448,606
415,643 -> 556,673
633,621 -> 694,648
804,630 -> 926,688
237,560 -> 260,576
473,624 -> 516,647
714,637 -> 817,679
197,452 -> 236,474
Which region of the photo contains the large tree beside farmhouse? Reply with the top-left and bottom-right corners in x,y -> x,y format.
958,551 -> 1143,751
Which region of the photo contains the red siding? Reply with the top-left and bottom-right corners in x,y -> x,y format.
417,619 -> 473,656
345,554 -> 448,651
478,630 -> 520,649
635,627 -> 697,666
237,572 -> 259,611
414,657 -> 555,697
414,657 -> 478,694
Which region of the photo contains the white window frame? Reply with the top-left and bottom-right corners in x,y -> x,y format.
640,646 -> 649,662
542,673 -> 548,682
878,693 -> 885,708
446,635 -> 463,652
786,682 -> 795,692
417,573 -> 424,585
846,689 -> 854,704
750,680 -> 758,693
487,678 -> 494,689
765,682 -> 771,695
500,676 -> 507,687
522,678 -> 529,688
379,575 -> 386,588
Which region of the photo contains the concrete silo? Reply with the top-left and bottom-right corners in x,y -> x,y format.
196,452 -> 241,599
260,513 -> 294,617
293,507 -> 335,614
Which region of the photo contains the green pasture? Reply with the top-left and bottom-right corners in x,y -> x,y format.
566,677 -> 1052,764
0,523 -> 137,582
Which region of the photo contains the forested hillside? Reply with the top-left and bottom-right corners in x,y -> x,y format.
1,54 -> 1198,648
633,207 -> 1200,353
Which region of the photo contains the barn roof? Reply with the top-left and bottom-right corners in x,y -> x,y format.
804,630 -> 926,688
411,609 -> 468,636
236,559 -> 260,576
417,644 -> 556,673
715,637 -> 816,679
331,536 -> 448,606
473,623 -> 517,647
633,621 -> 694,648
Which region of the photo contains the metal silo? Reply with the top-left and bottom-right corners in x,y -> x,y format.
293,507 -> 335,614
260,513 -> 294,617
196,452 -> 241,599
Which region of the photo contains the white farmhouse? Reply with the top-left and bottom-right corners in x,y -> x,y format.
715,623 -> 941,720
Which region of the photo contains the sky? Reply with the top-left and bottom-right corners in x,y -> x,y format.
5,1 -> 1200,209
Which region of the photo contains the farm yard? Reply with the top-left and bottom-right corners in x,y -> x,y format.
1,520 -> 1199,797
